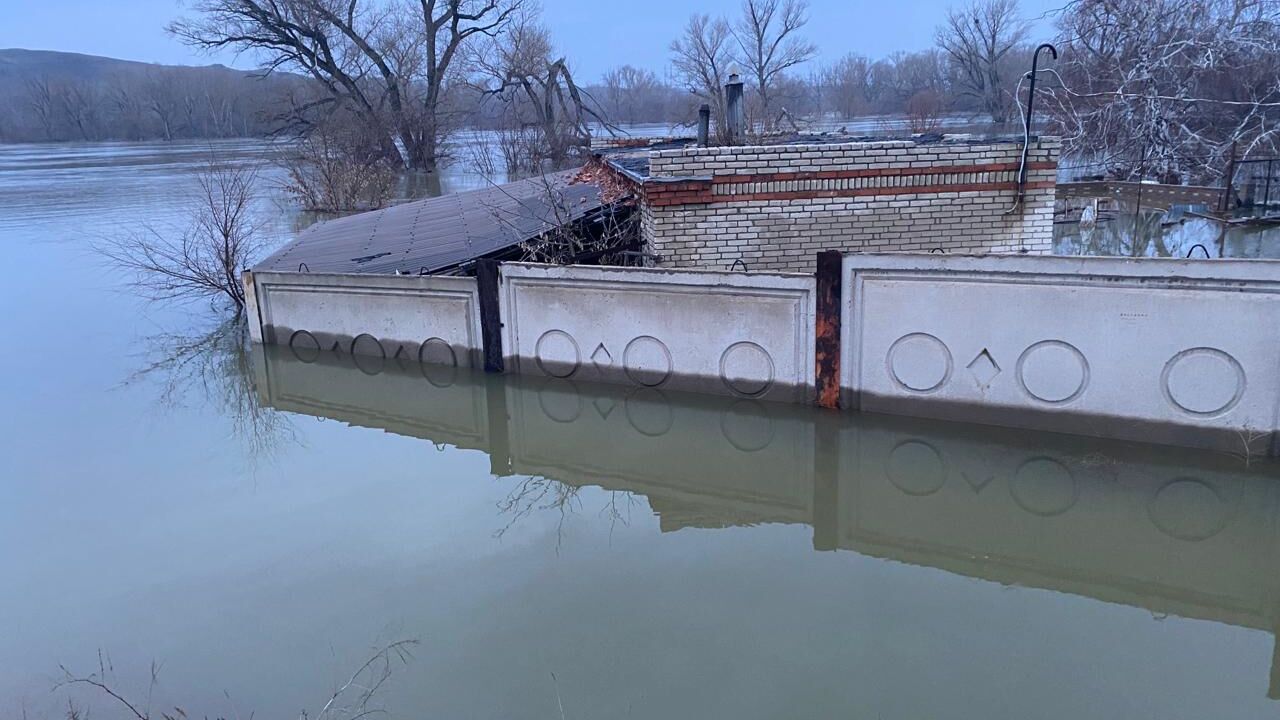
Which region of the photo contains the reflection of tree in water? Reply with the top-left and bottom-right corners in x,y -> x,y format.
495,475 -> 640,550
122,317 -> 296,462
55,639 -> 417,720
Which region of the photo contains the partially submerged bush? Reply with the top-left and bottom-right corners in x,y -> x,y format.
96,159 -> 268,315
280,121 -> 398,213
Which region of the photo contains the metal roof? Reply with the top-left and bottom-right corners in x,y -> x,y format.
255,170 -> 604,275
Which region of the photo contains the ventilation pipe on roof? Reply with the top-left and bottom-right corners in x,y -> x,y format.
725,72 -> 744,145
697,104 -> 711,147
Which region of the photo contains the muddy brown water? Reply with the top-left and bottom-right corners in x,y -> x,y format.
3,139 -> 1280,719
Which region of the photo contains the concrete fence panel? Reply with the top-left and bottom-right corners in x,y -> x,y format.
245,270 -> 483,368
840,254 -> 1280,453
498,263 -> 817,402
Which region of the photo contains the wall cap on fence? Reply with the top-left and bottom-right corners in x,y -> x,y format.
839,252 -> 1280,284
497,261 -> 813,283
249,269 -> 484,287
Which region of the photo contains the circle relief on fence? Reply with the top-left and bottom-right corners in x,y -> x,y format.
1160,347 -> 1245,417
351,333 -> 386,376
418,337 -> 458,368
289,329 -> 321,363
1016,340 -> 1089,405
886,333 -> 953,393
719,341 -> 775,397
624,335 -> 673,387
886,440 -> 946,496
535,329 -> 581,378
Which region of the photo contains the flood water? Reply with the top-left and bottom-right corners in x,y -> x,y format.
4,140 -> 1280,719
1054,209 -> 1280,259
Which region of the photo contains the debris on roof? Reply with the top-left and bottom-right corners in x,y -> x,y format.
573,156 -> 641,204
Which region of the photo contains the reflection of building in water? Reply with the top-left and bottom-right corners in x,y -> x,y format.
254,345 -> 1280,698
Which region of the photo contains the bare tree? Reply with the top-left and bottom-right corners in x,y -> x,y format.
279,112 -> 398,211
25,76 -> 58,140
936,0 -> 1030,124
820,53 -> 871,119
670,14 -> 735,142
96,159 -> 268,315
107,79 -> 148,140
1045,0 -> 1280,183
57,80 -> 101,140
170,0 -> 522,173
471,14 -> 612,172
601,65 -> 664,125
142,70 -> 183,141
730,0 -> 817,130
906,88 -> 945,132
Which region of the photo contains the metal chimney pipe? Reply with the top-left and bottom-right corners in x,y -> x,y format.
697,104 -> 710,146
725,72 -> 744,145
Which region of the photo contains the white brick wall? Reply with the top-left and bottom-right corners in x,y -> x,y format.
641,138 -> 1061,272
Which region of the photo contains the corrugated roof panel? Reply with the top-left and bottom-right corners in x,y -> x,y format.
255,170 -> 603,275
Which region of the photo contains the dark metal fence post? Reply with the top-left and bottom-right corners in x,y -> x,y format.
725,73 -> 744,145
476,259 -> 504,373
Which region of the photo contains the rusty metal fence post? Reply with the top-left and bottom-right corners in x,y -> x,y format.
815,251 -> 843,408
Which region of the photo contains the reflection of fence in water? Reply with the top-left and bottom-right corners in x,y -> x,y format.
255,342 -> 1280,699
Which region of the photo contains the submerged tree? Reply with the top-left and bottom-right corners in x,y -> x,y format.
279,111 -> 399,212
96,159 -> 268,315
170,0 -> 523,173
1045,0 -> 1280,183
470,14 -> 611,173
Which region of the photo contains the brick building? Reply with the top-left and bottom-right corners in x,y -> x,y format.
600,136 -> 1061,272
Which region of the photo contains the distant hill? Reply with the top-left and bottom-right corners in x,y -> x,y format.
0,48 -> 254,90
0,49 -> 306,143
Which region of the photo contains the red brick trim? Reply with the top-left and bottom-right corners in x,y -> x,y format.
709,161 -> 1056,185
725,180 -> 1057,202
636,162 -> 1058,207
644,179 -> 715,207
645,179 -> 1055,206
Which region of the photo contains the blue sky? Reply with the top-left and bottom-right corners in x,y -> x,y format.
0,0 -> 1064,80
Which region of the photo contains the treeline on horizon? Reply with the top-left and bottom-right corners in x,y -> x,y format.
4,0 -> 1278,189
0,44 -> 1002,146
